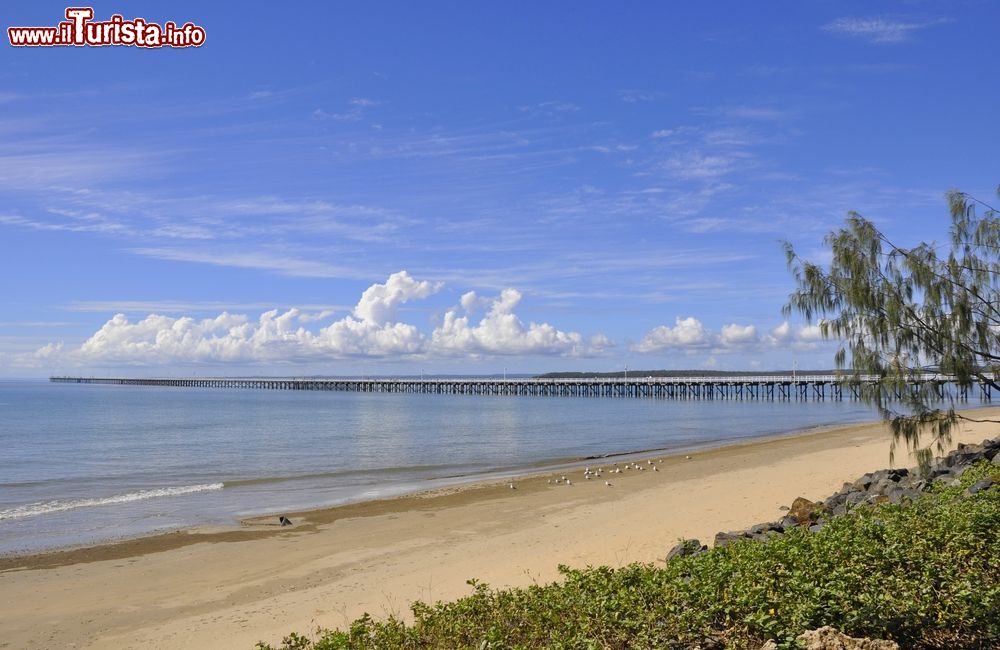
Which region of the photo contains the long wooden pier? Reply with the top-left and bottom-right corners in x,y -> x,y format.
49,375 -> 992,401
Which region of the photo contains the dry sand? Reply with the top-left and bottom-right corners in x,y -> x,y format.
2,409 -> 1000,650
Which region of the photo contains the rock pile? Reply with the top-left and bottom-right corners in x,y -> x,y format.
666,437 -> 1000,561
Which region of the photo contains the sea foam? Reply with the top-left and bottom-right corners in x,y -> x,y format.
0,483 -> 224,521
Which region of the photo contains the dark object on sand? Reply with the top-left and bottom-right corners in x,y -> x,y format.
279,515 -> 292,526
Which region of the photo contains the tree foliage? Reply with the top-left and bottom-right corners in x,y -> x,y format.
784,186 -> 1000,461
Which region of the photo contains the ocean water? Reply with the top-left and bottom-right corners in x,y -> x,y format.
0,379 -> 944,555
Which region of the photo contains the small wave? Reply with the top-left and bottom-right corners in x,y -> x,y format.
0,483 -> 224,521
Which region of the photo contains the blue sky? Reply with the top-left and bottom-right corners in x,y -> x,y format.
2,1 -> 998,377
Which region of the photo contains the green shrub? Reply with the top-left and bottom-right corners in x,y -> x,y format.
257,462 -> 1000,650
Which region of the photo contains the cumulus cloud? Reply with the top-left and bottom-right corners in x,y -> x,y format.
68,272 -> 439,364
353,271 -> 440,325
720,323 -> 758,346
634,318 -> 832,354
633,317 -> 712,353
431,289 -> 608,357
28,272 -> 610,366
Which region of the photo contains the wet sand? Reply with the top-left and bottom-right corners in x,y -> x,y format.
2,409 -> 998,649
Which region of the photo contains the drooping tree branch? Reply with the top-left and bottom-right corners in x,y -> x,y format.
783,186 -> 1000,462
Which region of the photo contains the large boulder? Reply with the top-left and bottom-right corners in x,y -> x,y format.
966,478 -> 996,496
787,497 -> 828,525
886,487 -> 922,505
713,531 -> 745,548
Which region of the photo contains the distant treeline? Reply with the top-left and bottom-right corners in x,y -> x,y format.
535,369 -> 836,379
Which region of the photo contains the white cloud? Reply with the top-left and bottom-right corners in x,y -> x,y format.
517,101 -> 580,114
128,247 -> 366,279
353,271 -> 441,325
822,17 -> 943,44
27,273 -> 610,367
768,321 -> 792,343
635,318 -> 832,355
720,323 -> 758,346
633,317 -> 712,353
313,107 -> 362,121
431,289 -> 607,357
660,151 -> 749,180
797,323 -> 825,342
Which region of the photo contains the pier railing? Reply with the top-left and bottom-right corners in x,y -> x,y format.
49,374 -> 993,401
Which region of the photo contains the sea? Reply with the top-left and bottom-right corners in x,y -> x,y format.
0,378 -> 976,555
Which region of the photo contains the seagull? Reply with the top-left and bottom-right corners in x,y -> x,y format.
605,481 -> 613,487
509,483 -> 516,489
685,455 -> 692,460
566,479 -> 572,486
653,466 -> 659,472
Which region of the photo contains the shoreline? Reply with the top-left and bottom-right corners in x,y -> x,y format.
0,412 -> 878,568
4,408 -> 1000,650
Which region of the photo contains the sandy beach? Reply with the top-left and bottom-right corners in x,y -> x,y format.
3,409 -> 1000,650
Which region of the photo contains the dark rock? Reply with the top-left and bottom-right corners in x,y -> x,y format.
779,515 -> 800,529
928,466 -> 951,479
887,487 -> 922,505
713,531 -> 743,548
825,492 -> 847,507
845,491 -> 869,508
949,451 -> 984,468
966,479 -> 996,495
869,478 -> 892,495
666,538 -> 706,562
748,522 -> 783,535
992,453 -> 1000,466
853,473 -> 875,491
808,523 -> 825,533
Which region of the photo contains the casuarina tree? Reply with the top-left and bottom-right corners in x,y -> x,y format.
783,186 -> 1000,463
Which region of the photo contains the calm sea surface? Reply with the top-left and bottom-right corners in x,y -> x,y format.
0,379 -> 953,555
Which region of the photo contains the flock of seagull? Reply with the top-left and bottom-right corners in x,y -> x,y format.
507,455 -> 693,491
